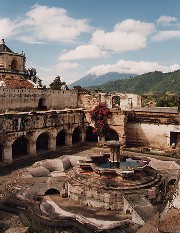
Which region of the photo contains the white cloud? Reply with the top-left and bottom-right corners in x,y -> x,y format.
152,30 -> 180,41
86,60 -> 180,76
0,18 -> 16,38
59,44 -> 106,61
91,19 -> 155,53
0,4 -> 91,43
56,62 -> 79,73
114,19 -> 154,36
156,15 -> 177,26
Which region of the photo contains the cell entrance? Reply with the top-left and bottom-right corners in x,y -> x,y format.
105,128 -> 119,141
170,131 -> 180,146
36,133 -> 49,153
12,136 -> 29,159
86,126 -> 98,142
72,127 -> 81,144
56,130 -> 66,147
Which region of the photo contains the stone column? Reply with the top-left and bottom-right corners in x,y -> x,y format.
4,145 -> 12,163
81,131 -> 85,143
29,141 -> 36,157
66,133 -> 72,146
49,137 -> 56,151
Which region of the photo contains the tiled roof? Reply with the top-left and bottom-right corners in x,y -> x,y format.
4,78 -> 34,88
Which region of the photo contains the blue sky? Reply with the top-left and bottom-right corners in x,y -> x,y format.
1,0 -> 180,85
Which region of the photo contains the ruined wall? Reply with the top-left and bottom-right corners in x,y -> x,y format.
78,92 -> 141,110
126,110 -> 180,148
0,87 -> 78,112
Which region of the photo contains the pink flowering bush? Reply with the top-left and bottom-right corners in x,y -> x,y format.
90,103 -> 112,138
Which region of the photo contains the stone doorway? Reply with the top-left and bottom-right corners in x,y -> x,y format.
105,128 -> 119,141
170,131 -> 180,146
86,126 -> 98,142
56,130 -> 66,147
36,133 -> 49,153
12,136 -> 29,160
72,127 -> 81,144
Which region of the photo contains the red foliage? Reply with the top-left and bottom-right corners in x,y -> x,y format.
90,103 -> 112,137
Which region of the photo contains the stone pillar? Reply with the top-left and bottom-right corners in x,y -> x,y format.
4,145 -> 12,163
81,131 -> 85,143
29,141 -> 36,156
66,133 -> 72,146
49,137 -> 56,151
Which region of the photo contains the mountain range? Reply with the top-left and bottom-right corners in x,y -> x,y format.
69,72 -> 134,88
94,70 -> 180,94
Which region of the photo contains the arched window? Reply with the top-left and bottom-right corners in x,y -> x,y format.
105,128 -> 119,141
36,133 -> 49,153
72,127 -> 81,144
38,98 -> 47,110
56,130 -> 66,147
112,96 -> 120,108
11,59 -> 18,71
86,126 -> 98,142
12,136 -> 29,159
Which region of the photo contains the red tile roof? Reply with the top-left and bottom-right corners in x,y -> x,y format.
4,78 -> 34,88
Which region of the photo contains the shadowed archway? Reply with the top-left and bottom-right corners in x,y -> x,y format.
56,130 -> 66,147
11,59 -> 18,71
72,127 -> 81,144
105,128 -> 119,141
36,133 -> 49,153
86,126 -> 98,142
45,189 -> 60,195
12,136 -> 29,159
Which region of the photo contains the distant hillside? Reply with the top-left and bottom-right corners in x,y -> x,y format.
69,72 -> 134,88
94,70 -> 180,94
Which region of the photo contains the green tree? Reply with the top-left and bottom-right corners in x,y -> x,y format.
49,76 -> 67,90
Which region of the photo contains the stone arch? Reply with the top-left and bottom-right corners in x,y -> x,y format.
56,129 -> 66,147
105,128 -> 119,141
72,127 -> 81,144
12,136 -> 29,159
44,188 -> 60,195
112,96 -> 120,108
86,126 -> 98,142
38,98 -> 47,110
36,132 -> 50,153
11,58 -> 18,71
0,143 -> 3,162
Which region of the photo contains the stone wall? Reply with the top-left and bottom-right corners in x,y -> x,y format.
0,87 -> 78,112
78,92 -> 141,110
126,110 -> 180,148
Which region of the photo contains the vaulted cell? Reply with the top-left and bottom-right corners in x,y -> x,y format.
72,127 -> 81,144
105,128 -> 119,141
56,129 -> 66,147
86,126 -> 98,142
12,136 -> 29,159
36,133 -> 49,153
